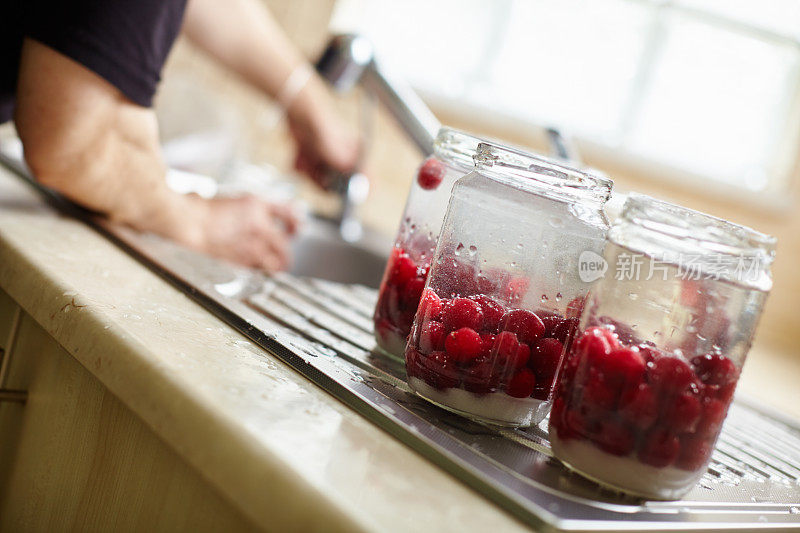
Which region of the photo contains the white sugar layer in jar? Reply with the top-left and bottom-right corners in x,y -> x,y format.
409,377 -> 549,427
550,432 -> 704,500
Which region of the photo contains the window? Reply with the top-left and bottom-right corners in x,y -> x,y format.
330,0 -> 800,195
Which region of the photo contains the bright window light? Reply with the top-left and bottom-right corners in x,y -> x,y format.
330,0 -> 800,194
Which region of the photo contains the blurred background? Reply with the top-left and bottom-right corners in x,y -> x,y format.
156,0 -> 800,403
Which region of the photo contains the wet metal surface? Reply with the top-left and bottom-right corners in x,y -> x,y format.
96,228 -> 800,532
0,144 -> 797,530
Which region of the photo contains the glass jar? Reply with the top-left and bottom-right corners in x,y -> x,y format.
404,142 -> 613,427
548,194 -> 775,500
373,128 -> 486,358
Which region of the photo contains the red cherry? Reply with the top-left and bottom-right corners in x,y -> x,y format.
479,333 -> 496,355
676,435 -> 713,471
501,309 -> 545,345
417,158 -> 446,190
515,342 -> 531,368
442,297 -> 484,332
540,314 -> 560,337
565,296 -> 585,319
601,347 -> 646,386
417,288 -> 442,321
492,331 -> 522,367
638,428 -> 680,468
423,351 -> 459,389
403,277 -> 425,307
697,398 -> 727,438
565,409 -> 589,436
503,277 -> 530,305
529,337 -> 564,381
619,383 -> 659,430
544,316 -> 578,345
691,354 -> 739,386
506,368 -> 536,398
470,295 -> 506,333
389,249 -> 417,287
717,382 -> 736,404
419,320 -> 446,354
444,327 -> 483,364
649,356 -> 698,395
582,368 -> 618,411
637,344 -> 660,364
572,327 -> 617,364
374,317 -> 395,341
475,274 -> 498,295
405,348 -> 424,379
551,396 -> 567,424
462,361 -> 500,394
663,391 -> 702,434
557,347 -> 581,390
596,420 -> 636,456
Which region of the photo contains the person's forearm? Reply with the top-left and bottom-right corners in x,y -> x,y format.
183,0 -> 358,178
183,0 -> 316,102
14,39 -> 203,246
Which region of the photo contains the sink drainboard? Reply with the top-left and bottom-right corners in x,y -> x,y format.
3,149 -> 798,530
93,225 -> 800,532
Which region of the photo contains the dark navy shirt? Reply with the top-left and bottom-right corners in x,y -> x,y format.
0,0 -> 187,123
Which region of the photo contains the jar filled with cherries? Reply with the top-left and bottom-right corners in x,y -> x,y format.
548,194 -> 775,499
373,128 -> 488,358
405,142 -> 613,427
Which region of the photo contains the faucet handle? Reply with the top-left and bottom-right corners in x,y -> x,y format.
321,169 -> 369,242
315,34 -> 374,92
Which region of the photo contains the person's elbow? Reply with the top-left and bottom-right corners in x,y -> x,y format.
21,133 -> 76,189
13,38 -> 117,192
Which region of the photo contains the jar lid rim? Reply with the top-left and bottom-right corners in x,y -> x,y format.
433,127 -> 484,169
473,142 -> 614,205
619,193 -> 776,254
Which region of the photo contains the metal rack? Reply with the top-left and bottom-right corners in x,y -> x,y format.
1,147 -> 798,531
99,226 -> 800,532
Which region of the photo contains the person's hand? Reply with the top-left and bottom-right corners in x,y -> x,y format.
286,79 -> 360,188
177,194 -> 300,272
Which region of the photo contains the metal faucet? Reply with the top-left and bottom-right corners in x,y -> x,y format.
316,34 -> 441,155
314,34 -> 579,241
314,34 -> 443,242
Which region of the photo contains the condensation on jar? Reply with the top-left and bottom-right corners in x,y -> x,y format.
405,142 -> 614,427
548,193 -> 775,500
373,128 -> 486,359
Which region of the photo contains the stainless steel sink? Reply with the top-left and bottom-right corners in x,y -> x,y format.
289,214 -> 390,289
3,150 -> 799,531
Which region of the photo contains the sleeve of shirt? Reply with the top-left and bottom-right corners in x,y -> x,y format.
23,0 -> 188,108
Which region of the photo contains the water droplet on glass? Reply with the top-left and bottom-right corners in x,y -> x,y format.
629,292 -> 639,301
455,243 -> 464,256
540,294 -> 549,302
555,292 -> 563,302
516,243 -> 524,250
549,216 -> 565,228
468,245 -> 477,257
